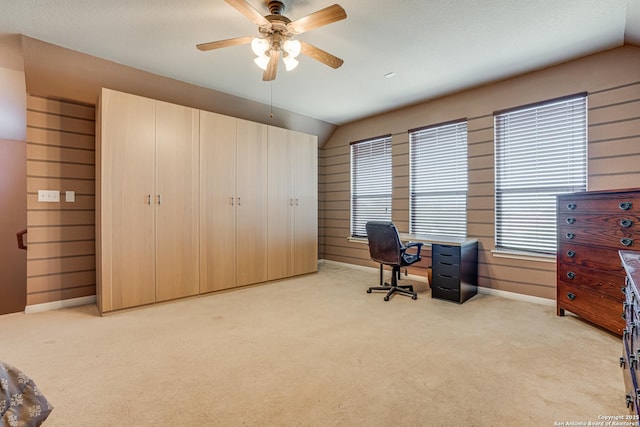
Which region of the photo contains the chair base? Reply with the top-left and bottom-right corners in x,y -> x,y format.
367,282 -> 417,301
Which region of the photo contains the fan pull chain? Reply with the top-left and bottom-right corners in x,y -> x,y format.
270,82 -> 274,118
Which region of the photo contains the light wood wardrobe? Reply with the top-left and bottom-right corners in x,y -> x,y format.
96,88 -> 318,314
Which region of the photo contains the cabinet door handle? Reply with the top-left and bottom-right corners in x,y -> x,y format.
566,292 -> 576,300
620,202 -> 633,211
237,197 -> 241,206
157,194 -> 161,205
295,198 -> 299,206
289,198 -> 294,206
566,272 -> 576,280
621,219 -> 634,228
566,250 -> 575,258
230,197 -> 234,206
565,218 -> 576,224
621,238 -> 634,247
567,203 -> 577,210
565,233 -> 575,240
147,194 -> 151,205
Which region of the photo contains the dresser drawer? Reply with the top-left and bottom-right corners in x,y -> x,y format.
559,213 -> 639,231
558,243 -> 625,272
558,263 -> 625,301
557,282 -> 624,334
558,194 -> 640,214
558,226 -> 637,248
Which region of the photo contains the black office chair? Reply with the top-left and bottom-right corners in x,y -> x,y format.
365,221 -> 423,301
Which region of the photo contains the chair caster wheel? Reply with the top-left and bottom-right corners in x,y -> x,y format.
412,295 -> 417,300
383,296 -> 389,301
366,289 -> 372,293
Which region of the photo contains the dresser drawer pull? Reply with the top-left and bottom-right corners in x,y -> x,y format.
566,233 -> 575,240
621,219 -> 634,228
566,292 -> 576,300
567,203 -> 577,210
566,272 -> 576,280
621,238 -> 634,247
565,218 -> 576,224
566,250 -> 575,258
620,202 -> 633,211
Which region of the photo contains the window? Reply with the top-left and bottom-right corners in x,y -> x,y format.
409,121 -> 468,237
494,94 -> 587,254
350,135 -> 392,237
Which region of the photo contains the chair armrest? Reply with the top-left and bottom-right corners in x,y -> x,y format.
402,241 -> 423,257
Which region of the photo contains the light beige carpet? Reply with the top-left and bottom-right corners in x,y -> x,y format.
0,262 -> 624,426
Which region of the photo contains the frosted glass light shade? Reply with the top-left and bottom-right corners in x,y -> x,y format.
254,54 -> 270,70
251,38 -> 269,56
282,55 -> 299,71
283,40 -> 301,58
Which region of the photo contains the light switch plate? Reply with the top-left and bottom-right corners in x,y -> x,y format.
38,190 -> 60,202
65,191 -> 75,202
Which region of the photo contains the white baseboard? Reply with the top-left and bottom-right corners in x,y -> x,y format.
319,258 -> 554,306
319,259 -> 428,282
25,295 -> 96,314
477,287 -> 554,306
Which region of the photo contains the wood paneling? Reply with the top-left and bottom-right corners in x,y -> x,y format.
26,95 -> 96,305
319,46 -> 640,299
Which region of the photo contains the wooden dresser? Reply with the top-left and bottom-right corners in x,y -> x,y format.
620,250 -> 640,414
556,188 -> 640,335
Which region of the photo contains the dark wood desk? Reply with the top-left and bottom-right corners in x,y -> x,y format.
401,234 -> 478,304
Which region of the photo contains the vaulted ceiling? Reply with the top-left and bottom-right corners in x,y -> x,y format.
1,0 -> 639,125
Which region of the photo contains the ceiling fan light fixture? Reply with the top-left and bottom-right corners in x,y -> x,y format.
251,37 -> 270,56
254,54 -> 270,70
283,39 -> 301,58
283,54 -> 299,71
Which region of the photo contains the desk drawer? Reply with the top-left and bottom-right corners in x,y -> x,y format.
432,285 -> 460,303
432,272 -> 460,291
432,244 -> 460,258
433,261 -> 460,278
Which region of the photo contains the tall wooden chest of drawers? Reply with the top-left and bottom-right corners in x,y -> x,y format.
557,188 -> 640,335
620,250 -> 640,414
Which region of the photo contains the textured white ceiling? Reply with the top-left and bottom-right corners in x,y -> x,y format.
0,0 -> 637,125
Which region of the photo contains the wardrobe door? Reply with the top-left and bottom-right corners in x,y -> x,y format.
199,111 -> 237,292
236,119 -> 268,287
293,132 -> 318,275
267,126 -> 295,280
155,101 -> 200,301
98,88 -> 156,312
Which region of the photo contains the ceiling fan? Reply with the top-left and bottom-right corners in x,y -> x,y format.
197,0 -> 347,81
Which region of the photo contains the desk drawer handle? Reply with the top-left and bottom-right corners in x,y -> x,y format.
621,238 -> 634,247
566,272 -> 576,280
621,219 -> 634,228
566,233 -> 575,240
620,202 -> 633,211
438,274 -> 454,279
567,292 -> 576,300
567,203 -> 577,210
566,250 -> 575,258
566,218 -> 576,224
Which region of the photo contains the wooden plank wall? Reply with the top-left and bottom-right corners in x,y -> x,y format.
318,76 -> 640,300
26,95 -> 96,305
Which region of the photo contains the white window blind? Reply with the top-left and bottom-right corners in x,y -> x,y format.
350,135 -> 392,237
494,94 -> 587,254
409,121 -> 468,237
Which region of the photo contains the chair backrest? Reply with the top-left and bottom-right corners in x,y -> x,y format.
366,221 -> 402,266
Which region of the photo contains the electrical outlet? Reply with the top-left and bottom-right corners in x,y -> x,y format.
38,190 -> 60,202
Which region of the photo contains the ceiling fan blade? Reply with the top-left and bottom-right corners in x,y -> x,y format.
224,0 -> 270,26
196,36 -> 253,51
288,4 -> 347,34
263,49 -> 280,81
300,41 -> 343,69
